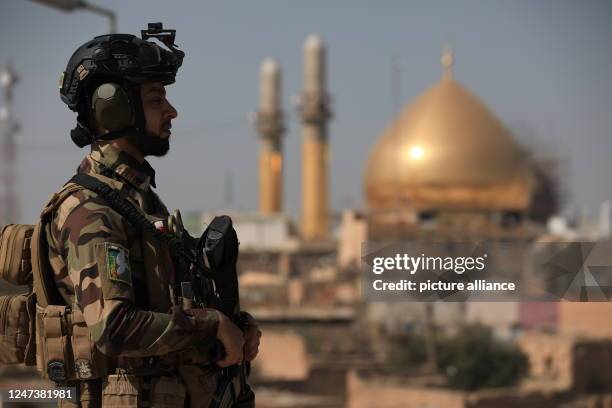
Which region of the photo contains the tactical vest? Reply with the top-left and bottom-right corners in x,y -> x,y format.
34,175 -> 197,382
1,175 -> 194,367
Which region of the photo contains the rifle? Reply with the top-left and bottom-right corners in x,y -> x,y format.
179,214 -> 255,408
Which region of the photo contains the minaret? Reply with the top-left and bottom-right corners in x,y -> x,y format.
298,34 -> 332,240
255,58 -> 285,214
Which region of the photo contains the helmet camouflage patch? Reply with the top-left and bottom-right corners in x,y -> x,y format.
76,65 -> 89,80
106,243 -> 131,285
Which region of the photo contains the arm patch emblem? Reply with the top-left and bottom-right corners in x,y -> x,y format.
106,243 -> 132,286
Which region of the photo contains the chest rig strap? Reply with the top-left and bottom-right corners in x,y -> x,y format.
69,173 -> 184,254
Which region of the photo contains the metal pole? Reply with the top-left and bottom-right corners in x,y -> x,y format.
81,2 -> 117,33
29,0 -> 117,34
0,64 -> 20,225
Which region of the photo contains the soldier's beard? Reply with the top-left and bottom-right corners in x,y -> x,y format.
126,131 -> 170,157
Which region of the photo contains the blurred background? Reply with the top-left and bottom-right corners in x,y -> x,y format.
1,1 -> 612,407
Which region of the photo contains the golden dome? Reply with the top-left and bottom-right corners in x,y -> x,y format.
365,49 -> 533,213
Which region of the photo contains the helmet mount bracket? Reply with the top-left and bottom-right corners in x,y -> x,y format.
141,23 -> 180,53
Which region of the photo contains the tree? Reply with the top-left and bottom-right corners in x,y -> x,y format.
437,324 -> 528,390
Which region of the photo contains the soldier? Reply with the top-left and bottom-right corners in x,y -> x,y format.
41,23 -> 261,407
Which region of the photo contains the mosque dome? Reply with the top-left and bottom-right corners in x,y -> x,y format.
364,48 -> 533,214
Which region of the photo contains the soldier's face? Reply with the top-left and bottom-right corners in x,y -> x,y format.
140,82 -> 178,140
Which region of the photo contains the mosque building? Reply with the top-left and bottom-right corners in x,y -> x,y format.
237,44 -> 557,251
364,47 -> 537,240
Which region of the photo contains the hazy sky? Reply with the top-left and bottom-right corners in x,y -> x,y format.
1,0 -> 611,224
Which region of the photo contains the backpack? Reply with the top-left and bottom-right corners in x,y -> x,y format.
0,182 -> 83,368
0,224 -> 37,365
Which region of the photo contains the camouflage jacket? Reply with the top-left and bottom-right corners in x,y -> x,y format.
45,143 -> 219,359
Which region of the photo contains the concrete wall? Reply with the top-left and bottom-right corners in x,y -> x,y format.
251,329 -> 309,381
347,369 -> 566,408
347,370 -> 465,408
518,332 -> 574,389
559,303 -> 612,338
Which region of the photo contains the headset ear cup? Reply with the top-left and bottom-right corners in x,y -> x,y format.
91,83 -> 135,132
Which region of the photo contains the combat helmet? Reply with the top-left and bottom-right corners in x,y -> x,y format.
60,22 -> 184,147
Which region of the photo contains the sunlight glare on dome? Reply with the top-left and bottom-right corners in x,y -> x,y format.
409,146 -> 424,160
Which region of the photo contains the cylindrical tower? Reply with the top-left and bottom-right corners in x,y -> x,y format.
255,58 -> 285,214
299,34 -> 332,240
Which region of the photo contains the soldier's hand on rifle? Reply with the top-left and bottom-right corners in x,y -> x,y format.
243,312 -> 262,362
216,311 -> 245,367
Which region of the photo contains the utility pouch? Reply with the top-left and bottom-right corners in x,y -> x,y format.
150,376 -> 187,408
71,307 -> 109,380
38,304 -> 74,382
0,224 -> 34,285
102,373 -> 139,408
36,304 -> 108,382
0,292 -> 36,365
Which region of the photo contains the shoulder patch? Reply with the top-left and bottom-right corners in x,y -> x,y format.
105,243 -> 132,285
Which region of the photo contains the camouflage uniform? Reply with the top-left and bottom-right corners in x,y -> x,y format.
45,143 -> 220,407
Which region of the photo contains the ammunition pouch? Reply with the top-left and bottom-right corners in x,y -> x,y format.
102,374 -> 186,408
35,303 -> 109,383
0,292 -> 36,365
102,374 -> 139,408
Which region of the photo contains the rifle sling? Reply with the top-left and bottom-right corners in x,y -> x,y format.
69,173 -> 183,254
